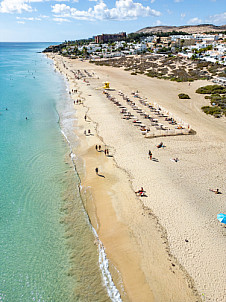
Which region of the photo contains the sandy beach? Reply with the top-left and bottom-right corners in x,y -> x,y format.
48,54 -> 226,302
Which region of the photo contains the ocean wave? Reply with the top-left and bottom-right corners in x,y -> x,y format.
93,228 -> 122,302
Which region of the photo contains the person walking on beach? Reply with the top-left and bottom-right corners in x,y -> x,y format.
84,115 -> 87,121
95,145 -> 98,151
95,167 -> 98,175
99,145 -> 101,151
149,150 -> 152,160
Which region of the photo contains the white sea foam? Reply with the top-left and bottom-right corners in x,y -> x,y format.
60,128 -> 122,302
70,152 -> 76,160
0,291 -> 6,302
92,228 -> 122,302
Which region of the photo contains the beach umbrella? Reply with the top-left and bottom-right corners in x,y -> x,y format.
217,213 -> 226,224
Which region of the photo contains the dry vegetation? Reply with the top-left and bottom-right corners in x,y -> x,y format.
91,54 -> 226,82
196,85 -> 226,117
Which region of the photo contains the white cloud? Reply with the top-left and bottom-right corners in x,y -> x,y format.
154,19 -> 162,26
206,12 -> 226,25
0,0 -> 72,14
16,16 -> 41,20
180,12 -> 186,18
53,17 -> 70,22
17,20 -> 25,23
39,14 -> 49,18
0,0 -> 49,13
52,3 -> 66,13
0,0 -> 33,13
150,0 -> 155,3
52,0 -> 161,21
187,17 -> 202,25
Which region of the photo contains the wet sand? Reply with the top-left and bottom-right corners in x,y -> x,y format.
48,54 -> 226,302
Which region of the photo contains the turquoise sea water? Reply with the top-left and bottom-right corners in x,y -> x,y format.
0,43 -> 113,302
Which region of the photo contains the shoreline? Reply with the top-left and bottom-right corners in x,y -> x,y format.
60,119 -> 122,301
49,53 -> 225,302
67,81 -> 198,302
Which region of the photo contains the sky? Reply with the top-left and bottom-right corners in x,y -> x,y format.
0,0 -> 225,42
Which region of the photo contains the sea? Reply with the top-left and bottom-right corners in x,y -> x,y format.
0,43 -> 121,302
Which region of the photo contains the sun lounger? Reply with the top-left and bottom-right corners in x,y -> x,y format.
133,120 -> 142,124
161,126 -> 168,130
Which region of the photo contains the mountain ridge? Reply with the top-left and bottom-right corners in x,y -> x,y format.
136,24 -> 226,34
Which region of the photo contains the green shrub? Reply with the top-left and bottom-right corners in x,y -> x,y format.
217,72 -> 226,77
201,106 -> 222,116
178,93 -> 190,99
170,77 -> 183,82
197,62 -> 210,68
146,71 -> 158,77
196,85 -> 226,94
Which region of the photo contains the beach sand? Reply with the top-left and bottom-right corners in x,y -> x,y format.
49,54 -> 226,302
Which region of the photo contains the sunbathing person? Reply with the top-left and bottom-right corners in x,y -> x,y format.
171,157 -> 179,162
157,142 -> 163,148
135,187 -> 145,196
209,188 -> 220,194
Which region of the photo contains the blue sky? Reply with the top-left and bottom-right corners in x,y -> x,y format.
0,0 -> 225,42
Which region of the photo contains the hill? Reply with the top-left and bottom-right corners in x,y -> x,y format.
136,24 -> 226,34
